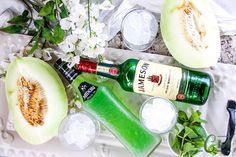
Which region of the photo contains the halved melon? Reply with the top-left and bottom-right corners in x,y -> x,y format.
5,57 -> 68,144
161,0 -> 221,68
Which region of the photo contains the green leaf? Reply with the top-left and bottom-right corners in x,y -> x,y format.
8,16 -> 29,25
183,142 -> 196,153
182,142 -> 199,156
39,1 -> 54,17
22,10 -> 29,17
185,126 -> 198,139
45,9 -> 57,22
27,30 -> 37,36
59,4 -> 69,18
192,125 -> 207,138
51,24 -> 65,43
171,137 -> 181,154
29,35 -> 39,54
190,110 -> 207,125
193,139 -> 205,148
8,10 -> 29,25
34,19 -> 44,29
0,25 -> 23,33
42,28 -> 52,41
55,0 -> 62,3
177,110 -> 188,125
183,121 -> 190,126
189,110 -> 200,123
206,144 -> 219,156
42,25 -> 64,44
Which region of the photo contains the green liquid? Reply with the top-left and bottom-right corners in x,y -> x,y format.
72,74 -> 161,157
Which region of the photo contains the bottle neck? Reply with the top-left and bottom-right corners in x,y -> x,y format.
76,60 -> 120,80
54,59 -> 80,84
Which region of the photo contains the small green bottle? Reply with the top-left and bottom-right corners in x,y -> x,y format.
54,60 -> 161,157
75,59 -> 211,105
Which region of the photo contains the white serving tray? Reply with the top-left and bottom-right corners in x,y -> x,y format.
0,47 -> 235,157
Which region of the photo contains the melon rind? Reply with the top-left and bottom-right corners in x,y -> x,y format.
5,57 -> 68,145
161,0 -> 221,68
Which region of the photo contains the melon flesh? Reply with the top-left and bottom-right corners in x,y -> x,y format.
5,57 -> 68,145
161,0 -> 221,68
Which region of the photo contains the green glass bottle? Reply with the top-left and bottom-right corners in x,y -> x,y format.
75,59 -> 211,105
54,60 -> 161,157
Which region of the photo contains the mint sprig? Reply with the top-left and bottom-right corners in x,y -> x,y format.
170,110 -> 218,157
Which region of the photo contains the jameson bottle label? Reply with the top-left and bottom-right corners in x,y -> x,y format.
79,82 -> 98,101
97,65 -> 118,76
133,60 -> 182,100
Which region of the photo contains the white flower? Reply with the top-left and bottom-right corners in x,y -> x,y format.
99,0 -> 115,10
58,0 -> 114,62
62,0 -> 80,10
59,34 -> 79,53
70,4 -> 86,18
89,3 -> 100,19
60,18 -> 71,30
59,41 -> 76,53
91,22 -> 105,34
69,55 -> 80,67
34,48 -> 54,61
56,52 -> 80,68
72,29 -> 89,40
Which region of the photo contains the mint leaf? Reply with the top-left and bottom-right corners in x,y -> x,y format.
193,139 -> 205,148
183,142 -> 196,153
190,110 -> 207,125
39,1 -> 54,17
0,25 -> 23,33
177,110 -> 189,125
206,144 -> 219,155
171,137 -> 181,154
185,126 -> 198,139
189,110 -> 200,123
192,125 -> 207,138
182,143 -> 198,157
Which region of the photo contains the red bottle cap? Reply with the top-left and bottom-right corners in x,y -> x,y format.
76,60 -> 97,74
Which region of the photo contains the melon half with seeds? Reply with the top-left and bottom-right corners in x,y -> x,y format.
5,57 -> 68,144
161,0 -> 221,68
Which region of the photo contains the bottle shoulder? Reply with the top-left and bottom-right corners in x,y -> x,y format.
117,59 -> 139,92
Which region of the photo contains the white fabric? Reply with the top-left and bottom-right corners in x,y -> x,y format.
105,0 -> 236,39
1,0 -> 236,37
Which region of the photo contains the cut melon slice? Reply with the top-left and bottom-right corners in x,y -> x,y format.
161,0 -> 221,68
5,57 -> 68,145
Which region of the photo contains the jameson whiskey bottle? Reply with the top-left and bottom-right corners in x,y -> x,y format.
75,59 -> 212,105
54,60 -> 161,157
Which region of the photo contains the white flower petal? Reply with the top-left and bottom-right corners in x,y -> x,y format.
60,18 -> 71,30
99,0 -> 115,10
